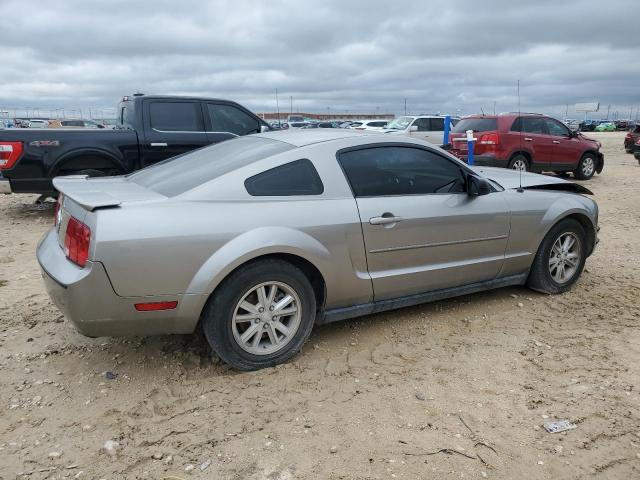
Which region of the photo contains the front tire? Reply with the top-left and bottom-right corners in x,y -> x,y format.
201,259 -> 316,370
527,219 -> 587,294
573,153 -> 596,180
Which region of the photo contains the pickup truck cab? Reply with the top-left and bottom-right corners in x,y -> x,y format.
0,94 -> 270,195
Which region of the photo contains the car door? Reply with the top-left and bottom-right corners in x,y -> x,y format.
409,118 -> 430,141
140,99 -> 209,167
543,117 -> 582,170
204,102 -> 263,143
338,145 -> 510,301
517,117 -> 555,170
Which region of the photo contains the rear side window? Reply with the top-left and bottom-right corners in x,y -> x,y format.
207,103 -> 260,135
430,118 -> 445,131
511,117 -> 546,134
245,159 -> 324,196
453,118 -> 498,133
339,146 -> 466,197
149,102 -> 200,132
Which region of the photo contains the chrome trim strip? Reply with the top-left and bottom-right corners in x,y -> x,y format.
369,234 -> 508,254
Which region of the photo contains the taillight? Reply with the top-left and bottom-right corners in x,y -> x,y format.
0,141 -> 23,170
478,133 -> 499,145
64,216 -> 91,267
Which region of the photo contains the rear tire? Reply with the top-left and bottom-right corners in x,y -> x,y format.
201,259 -> 316,370
527,219 -> 587,294
573,153 -> 596,180
508,154 -> 529,172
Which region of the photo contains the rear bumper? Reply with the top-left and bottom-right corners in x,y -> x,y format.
0,174 -> 11,194
37,228 -> 205,337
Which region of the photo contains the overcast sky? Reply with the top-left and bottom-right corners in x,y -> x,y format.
1,0 -> 638,119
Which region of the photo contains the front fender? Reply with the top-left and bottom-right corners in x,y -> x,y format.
533,196 -> 597,254
186,227 -> 332,297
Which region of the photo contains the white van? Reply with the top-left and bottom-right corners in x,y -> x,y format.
384,115 -> 459,144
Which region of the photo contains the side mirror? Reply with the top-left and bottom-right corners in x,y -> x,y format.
410,125 -> 418,132
260,124 -> 270,133
467,175 -> 492,196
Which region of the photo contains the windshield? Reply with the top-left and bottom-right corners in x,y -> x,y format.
128,136 -> 294,197
385,116 -> 414,130
452,118 -> 498,133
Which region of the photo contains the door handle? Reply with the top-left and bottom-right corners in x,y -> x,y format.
524,137 -> 533,142
552,140 -> 561,144
150,142 -> 168,147
370,215 -> 403,225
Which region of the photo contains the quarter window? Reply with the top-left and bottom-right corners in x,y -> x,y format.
149,102 -> 200,132
339,146 -> 466,197
208,104 -> 260,136
245,159 -> 324,196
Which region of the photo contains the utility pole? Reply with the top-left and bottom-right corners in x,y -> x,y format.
290,96 -> 293,116
565,104 -> 569,119
606,104 -> 610,120
493,101 -> 496,115
275,89 -> 280,123
404,98 -> 407,115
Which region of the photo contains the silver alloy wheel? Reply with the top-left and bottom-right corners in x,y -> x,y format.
231,281 -> 302,355
548,232 -> 581,284
581,156 -> 595,177
511,158 -> 527,171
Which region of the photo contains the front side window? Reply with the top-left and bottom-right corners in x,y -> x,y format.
149,102 -> 200,132
430,118 -> 445,131
413,118 -> 430,131
245,159 -> 324,196
208,104 -> 260,136
339,146 -> 466,197
544,118 -> 571,137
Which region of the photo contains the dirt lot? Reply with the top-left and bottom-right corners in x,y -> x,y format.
0,131 -> 639,479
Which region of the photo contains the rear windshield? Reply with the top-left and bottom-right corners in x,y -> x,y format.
452,118 -> 498,133
128,137 -> 294,196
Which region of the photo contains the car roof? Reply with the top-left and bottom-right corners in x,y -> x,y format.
254,129 -> 375,147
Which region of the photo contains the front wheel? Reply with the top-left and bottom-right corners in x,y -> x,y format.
527,219 -> 587,294
201,259 -> 316,370
573,153 -> 596,180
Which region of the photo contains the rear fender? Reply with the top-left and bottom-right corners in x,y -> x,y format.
51,148 -> 125,177
186,227 -> 332,298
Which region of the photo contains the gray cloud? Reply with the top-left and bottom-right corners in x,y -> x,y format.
1,0 -> 638,119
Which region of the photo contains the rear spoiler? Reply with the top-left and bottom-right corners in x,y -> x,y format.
53,176 -> 121,211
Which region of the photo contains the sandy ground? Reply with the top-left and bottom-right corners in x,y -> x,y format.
0,131 -> 639,480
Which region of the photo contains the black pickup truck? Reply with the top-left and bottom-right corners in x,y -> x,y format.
0,94 -> 270,195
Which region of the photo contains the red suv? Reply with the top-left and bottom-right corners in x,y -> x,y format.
449,113 -> 604,180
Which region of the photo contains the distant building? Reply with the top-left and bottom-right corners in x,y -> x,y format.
258,112 -> 395,121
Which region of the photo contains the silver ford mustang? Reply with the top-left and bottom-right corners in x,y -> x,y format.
37,130 -> 599,370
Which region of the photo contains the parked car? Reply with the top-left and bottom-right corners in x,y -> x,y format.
26,119 -> 50,128
578,120 -> 597,132
287,115 -> 305,123
595,122 -> 616,132
633,138 -> 640,163
349,120 -> 388,131
38,130 -> 599,370
317,121 -> 338,128
0,94 -> 270,195
383,115 -> 457,144
287,122 -> 309,129
624,124 -> 640,152
614,120 -> 630,131
448,113 -> 604,180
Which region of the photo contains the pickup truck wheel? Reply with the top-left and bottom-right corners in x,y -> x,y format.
201,259 -> 316,370
508,155 -> 529,171
573,153 -> 596,180
527,219 -> 587,294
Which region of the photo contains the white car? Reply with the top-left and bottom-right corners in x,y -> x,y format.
26,119 -> 50,128
384,115 -> 458,144
349,120 -> 388,131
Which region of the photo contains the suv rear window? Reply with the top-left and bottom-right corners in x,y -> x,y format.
452,118 -> 497,133
128,137 -> 294,197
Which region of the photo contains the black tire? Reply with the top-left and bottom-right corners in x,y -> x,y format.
508,154 -> 529,172
573,153 -> 596,180
201,259 -> 316,370
527,219 -> 587,294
